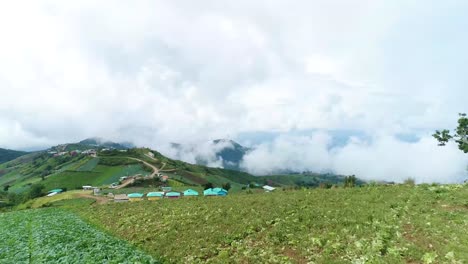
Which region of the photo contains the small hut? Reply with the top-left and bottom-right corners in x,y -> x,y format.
212,188 -> 228,196
262,185 -> 276,192
114,194 -> 128,202
147,192 -> 164,201
162,186 -> 172,192
203,188 -> 228,197
47,189 -> 63,196
165,192 -> 181,199
183,189 -> 199,197
127,193 -> 144,202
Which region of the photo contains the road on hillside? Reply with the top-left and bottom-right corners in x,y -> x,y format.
114,156 -> 167,189
128,157 -> 159,178
115,178 -> 135,189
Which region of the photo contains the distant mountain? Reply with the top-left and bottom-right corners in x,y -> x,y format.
169,139 -> 251,171
49,138 -> 134,152
212,139 -> 251,170
78,138 -> 135,150
0,148 -> 28,164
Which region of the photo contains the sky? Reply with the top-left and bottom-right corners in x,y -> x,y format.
0,1 -> 467,182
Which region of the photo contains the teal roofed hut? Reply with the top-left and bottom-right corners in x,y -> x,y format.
183,189 -> 199,197
165,192 -> 181,199
128,193 -> 144,201
147,192 -> 164,200
48,189 -> 63,194
128,193 -> 144,198
203,188 -> 228,197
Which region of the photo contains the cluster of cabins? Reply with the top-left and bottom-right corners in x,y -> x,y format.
114,188 -> 229,202
48,149 -> 98,157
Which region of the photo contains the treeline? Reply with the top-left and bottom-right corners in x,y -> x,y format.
0,184 -> 62,209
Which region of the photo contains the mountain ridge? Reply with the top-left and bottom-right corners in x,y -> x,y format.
0,148 -> 28,164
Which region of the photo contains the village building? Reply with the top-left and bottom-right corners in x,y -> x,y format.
114,194 -> 129,202
127,193 -> 144,202
161,186 -> 172,192
165,192 -> 181,199
183,189 -> 199,197
146,192 -> 164,200
263,185 -> 276,192
203,188 -> 228,197
47,189 -> 63,197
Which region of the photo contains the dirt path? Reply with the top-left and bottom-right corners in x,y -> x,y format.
129,157 -> 159,178
143,154 -> 167,172
115,178 -> 135,189
113,156 -> 166,189
76,194 -> 110,204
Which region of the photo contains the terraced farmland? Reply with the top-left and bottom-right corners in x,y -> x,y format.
0,208 -> 157,263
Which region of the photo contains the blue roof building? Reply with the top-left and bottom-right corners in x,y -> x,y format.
203,188 -> 228,196
183,189 -> 199,197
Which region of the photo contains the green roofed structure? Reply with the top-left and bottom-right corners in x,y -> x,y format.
147,192 -> 164,200
165,192 -> 181,199
46,189 -> 64,197
203,188 -> 228,197
128,193 -> 144,202
183,189 -> 199,197
48,189 -> 63,194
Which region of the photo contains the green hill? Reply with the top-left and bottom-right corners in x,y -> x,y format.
51,137 -> 133,152
1,144 -> 357,199
0,148 -> 28,164
0,147 -> 259,194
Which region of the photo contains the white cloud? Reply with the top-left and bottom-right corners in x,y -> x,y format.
241,133 -> 333,175
241,132 -> 467,183
158,140 -> 235,169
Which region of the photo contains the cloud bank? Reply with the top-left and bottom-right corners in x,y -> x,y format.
158,140 -> 235,169
240,133 -> 467,183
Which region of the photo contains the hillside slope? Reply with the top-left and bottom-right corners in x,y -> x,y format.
0,148 -> 28,164
1,142 -> 355,195
0,146 -> 259,193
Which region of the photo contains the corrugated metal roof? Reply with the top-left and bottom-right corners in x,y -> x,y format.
147,192 -> 164,197
203,188 -> 228,196
183,189 -> 199,196
165,192 -> 181,197
127,193 -> 144,198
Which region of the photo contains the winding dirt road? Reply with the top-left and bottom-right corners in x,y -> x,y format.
129,157 -> 159,178
114,156 -> 167,189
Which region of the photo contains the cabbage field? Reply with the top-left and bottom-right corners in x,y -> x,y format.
0,208 -> 157,263
1,184 -> 467,263
74,184 -> 468,263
